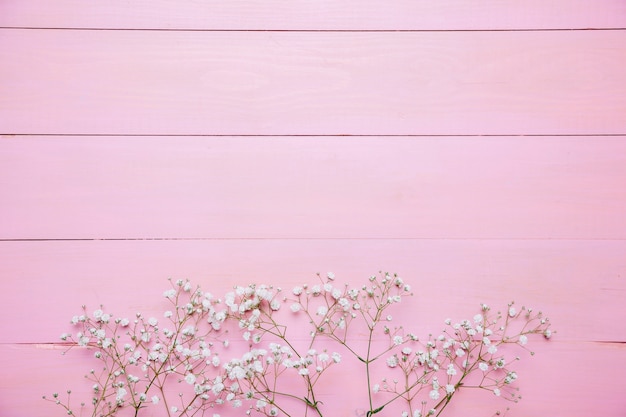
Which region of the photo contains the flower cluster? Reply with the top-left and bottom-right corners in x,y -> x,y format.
46,273 -> 552,417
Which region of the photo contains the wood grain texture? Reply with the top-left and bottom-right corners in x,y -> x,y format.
1,30 -> 625,135
0,0 -> 624,30
2,136 -> 626,240
1,239 -> 624,344
2,1 -> 625,416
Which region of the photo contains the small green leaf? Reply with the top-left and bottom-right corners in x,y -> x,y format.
367,405 -> 385,417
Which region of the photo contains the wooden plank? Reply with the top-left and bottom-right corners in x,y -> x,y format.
0,239 -> 623,344
1,30 -> 625,136
2,341 -> 622,417
2,136 -> 626,240
0,0 -> 624,30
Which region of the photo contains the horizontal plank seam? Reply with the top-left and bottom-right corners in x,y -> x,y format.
2,238 -> 626,242
3,134 -> 626,139
1,27 -> 625,32
0,340 -> 621,346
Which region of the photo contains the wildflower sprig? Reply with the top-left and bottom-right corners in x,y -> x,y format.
46,273 -> 553,417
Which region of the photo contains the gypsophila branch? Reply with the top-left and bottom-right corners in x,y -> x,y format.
50,272 -> 553,417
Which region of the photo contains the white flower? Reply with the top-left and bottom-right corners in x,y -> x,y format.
327,272 -> 335,280
163,289 -> 176,299
317,306 -> 328,316
479,362 -> 489,372
290,303 -> 301,312
148,317 -> 158,327
455,348 -> 465,357
413,411 -> 422,417
270,300 -> 281,311
120,318 -> 130,327
446,364 -> 457,376
429,389 -> 440,400
544,329 -> 552,339
386,355 -> 398,368
182,325 -> 196,336
292,286 -> 303,296
185,374 -> 196,385
151,395 -> 160,404
299,368 -> 309,376
331,352 -> 341,363
229,366 -> 247,380
393,336 -> 403,345
445,384 -> 455,394
493,388 -> 501,397
508,307 -> 516,317
373,384 -> 380,393
116,387 -> 127,401
519,334 -> 528,345
473,314 -> 483,323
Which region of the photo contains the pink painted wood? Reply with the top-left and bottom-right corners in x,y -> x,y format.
1,1 -> 625,417
0,0 -> 624,30
1,239 -> 623,344
3,341 -> 625,417
1,136 -> 626,240
1,30 -> 625,135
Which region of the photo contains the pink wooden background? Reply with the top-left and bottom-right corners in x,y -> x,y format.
1,1 -> 626,416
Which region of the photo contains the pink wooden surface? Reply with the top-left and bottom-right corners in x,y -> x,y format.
1,0 -> 625,30
3,342 -> 625,417
1,1 -> 626,417
1,136 -> 626,240
0,239 -> 624,344
1,30 -> 625,135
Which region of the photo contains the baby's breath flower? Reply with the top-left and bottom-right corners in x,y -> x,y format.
54,273 -> 552,417
386,355 -> 398,368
